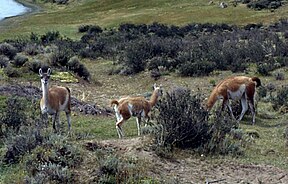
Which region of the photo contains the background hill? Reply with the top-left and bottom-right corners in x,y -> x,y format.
0,0 -> 287,183
1,0 -> 288,40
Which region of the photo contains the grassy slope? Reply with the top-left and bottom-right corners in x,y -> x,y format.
0,0 -> 288,182
1,0 -> 288,40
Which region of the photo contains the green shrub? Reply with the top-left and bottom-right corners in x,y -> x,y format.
147,57 -> 169,71
257,62 -> 273,76
67,56 -> 81,70
28,60 -> 42,73
54,0 -> 69,4
3,66 -> 20,77
49,47 -> 71,66
272,85 -> 288,111
96,155 -> 144,183
24,163 -> 73,184
0,55 -> 9,68
153,87 -> 210,149
3,126 -> 43,164
1,97 -> 43,164
67,56 -> 90,80
150,87 -> 245,156
78,25 -> 91,33
24,134 -> 83,183
24,43 -> 40,56
12,54 -> 28,67
88,25 -> 103,34
203,116 -> 243,156
41,31 -> 61,44
258,86 -> 268,99
178,60 -> 216,76
0,43 -> 17,59
0,96 -> 27,132
275,72 -> 285,80
247,0 -> 282,10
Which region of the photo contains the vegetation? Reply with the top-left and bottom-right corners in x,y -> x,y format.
0,0 -> 287,183
2,0 -> 288,40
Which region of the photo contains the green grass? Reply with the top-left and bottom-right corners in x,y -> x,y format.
239,114 -> 288,170
1,0 -> 288,40
0,0 -> 288,182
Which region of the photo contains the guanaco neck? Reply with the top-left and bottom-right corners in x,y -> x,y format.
149,89 -> 159,107
41,82 -> 49,107
206,91 -> 218,110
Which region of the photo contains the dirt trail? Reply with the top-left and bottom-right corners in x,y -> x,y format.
96,137 -> 288,184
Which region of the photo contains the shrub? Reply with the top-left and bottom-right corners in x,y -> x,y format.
12,54 -> 28,67
1,97 -> 43,164
24,43 -> 40,56
24,163 -> 73,184
247,0 -> 282,10
0,43 -> 17,59
0,55 -> 9,68
54,0 -> 69,4
151,87 -> 245,156
257,62 -> 274,76
178,60 -> 216,76
3,66 -> 20,77
272,85 -> 288,111
204,117 -> 243,156
95,155 -> 144,183
153,87 -> 210,149
275,72 -> 285,80
147,57 -> 169,70
67,56 -> 90,80
49,47 -> 71,67
24,134 -> 82,183
258,86 -> 268,99
28,60 -> 42,73
3,126 -> 43,164
67,56 -> 81,70
0,96 -> 27,131
88,25 -> 103,34
41,31 -> 61,44
78,25 -> 92,33
76,63 -> 90,80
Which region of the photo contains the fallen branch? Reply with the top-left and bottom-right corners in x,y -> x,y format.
206,178 -> 226,184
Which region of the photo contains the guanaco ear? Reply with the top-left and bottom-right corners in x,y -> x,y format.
153,83 -> 157,89
47,68 -> 51,76
39,68 -> 43,76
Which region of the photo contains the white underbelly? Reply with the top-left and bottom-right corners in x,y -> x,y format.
59,95 -> 69,111
228,84 -> 246,100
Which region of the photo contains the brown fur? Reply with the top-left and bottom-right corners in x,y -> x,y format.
206,76 -> 261,124
39,68 -> 71,131
111,84 -> 162,138
40,86 -> 71,113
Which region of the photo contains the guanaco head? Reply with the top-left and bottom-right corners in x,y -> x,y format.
153,83 -> 163,97
39,68 -> 51,86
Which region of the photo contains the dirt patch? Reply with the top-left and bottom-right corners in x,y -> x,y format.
0,84 -> 113,116
85,137 -> 288,183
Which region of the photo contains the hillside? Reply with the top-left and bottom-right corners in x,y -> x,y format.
0,0 -> 288,183
1,0 -> 288,40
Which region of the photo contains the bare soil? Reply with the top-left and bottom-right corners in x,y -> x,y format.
92,137 -> 288,184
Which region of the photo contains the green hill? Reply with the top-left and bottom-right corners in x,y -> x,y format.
0,0 -> 288,183
1,0 -> 288,40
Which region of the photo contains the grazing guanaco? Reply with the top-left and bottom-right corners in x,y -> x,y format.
111,84 -> 163,138
206,76 -> 261,124
39,68 -> 71,131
